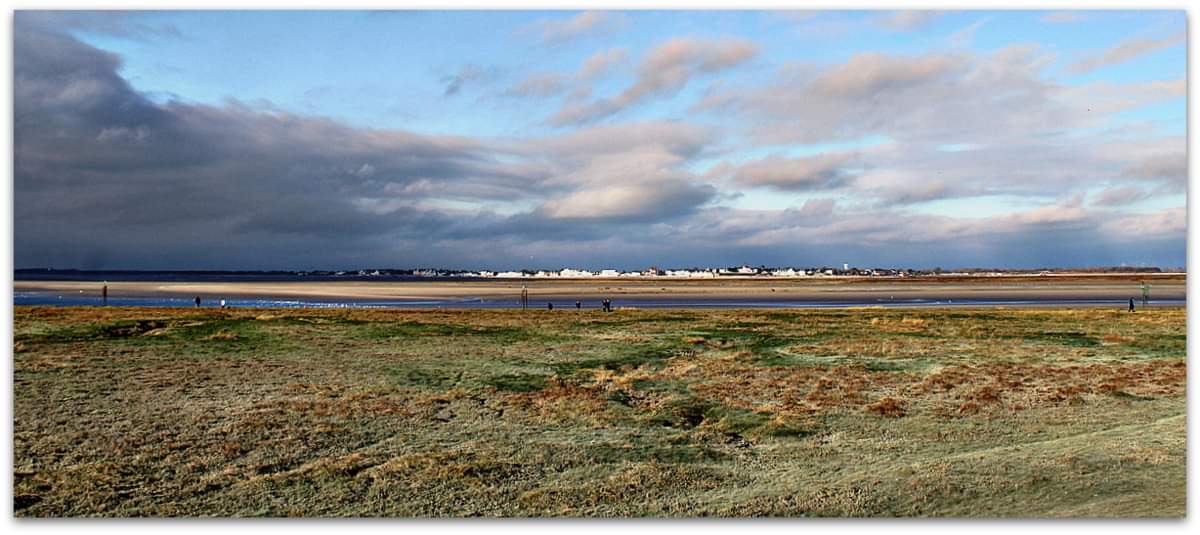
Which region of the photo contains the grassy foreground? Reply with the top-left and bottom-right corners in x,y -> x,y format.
12,306 -> 1186,517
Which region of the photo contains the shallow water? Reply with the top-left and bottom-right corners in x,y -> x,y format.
12,291 -> 1185,310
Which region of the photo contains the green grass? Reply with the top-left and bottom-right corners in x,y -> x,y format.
11,306 -> 1186,517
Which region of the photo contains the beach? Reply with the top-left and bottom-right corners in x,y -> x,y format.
14,273 -> 1187,308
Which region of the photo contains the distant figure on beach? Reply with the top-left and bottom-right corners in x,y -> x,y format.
1129,298 -> 1135,312
575,300 -> 581,310
602,299 -> 612,312
194,296 -> 201,308
220,299 -> 227,309
547,302 -> 553,311
101,284 -> 107,306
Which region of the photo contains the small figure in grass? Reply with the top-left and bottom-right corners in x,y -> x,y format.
194,296 -> 201,308
1129,298 -> 1135,312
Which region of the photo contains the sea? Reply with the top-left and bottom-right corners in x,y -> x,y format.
13,269 -> 1185,310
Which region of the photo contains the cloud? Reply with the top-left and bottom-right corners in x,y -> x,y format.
810,52 -> 959,98
441,65 -> 488,96
538,181 -> 716,222
728,152 -> 857,191
1091,186 -> 1151,207
523,11 -> 627,44
550,37 -> 758,125
506,47 -> 627,99
945,18 -> 988,49
13,23 -> 733,269
506,73 -> 566,98
1122,151 -> 1187,186
15,10 -> 182,40
875,10 -> 943,31
1067,32 -> 1186,75
12,15 -> 1185,271
796,198 -> 836,218
1038,11 -> 1086,24
726,45 -> 1182,149
577,47 -> 629,81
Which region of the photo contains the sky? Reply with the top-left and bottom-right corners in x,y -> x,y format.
11,9 -> 1187,270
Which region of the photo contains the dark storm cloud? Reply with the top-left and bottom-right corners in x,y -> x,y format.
12,22 -> 726,269
13,25 -> 523,268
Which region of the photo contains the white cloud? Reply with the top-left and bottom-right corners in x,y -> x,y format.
875,10 -> 943,31
549,37 -> 758,125
523,11 -> 627,44
1067,32 -> 1186,75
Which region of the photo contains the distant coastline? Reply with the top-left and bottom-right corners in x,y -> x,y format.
13,266 -> 1183,284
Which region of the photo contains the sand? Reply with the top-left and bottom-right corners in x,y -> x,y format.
13,274 -> 1186,304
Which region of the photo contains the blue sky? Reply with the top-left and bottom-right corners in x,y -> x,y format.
12,10 -> 1188,269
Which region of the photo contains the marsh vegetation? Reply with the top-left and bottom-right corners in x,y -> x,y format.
12,306 -> 1185,517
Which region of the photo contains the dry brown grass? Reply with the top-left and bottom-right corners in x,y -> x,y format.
12,305 -> 1186,517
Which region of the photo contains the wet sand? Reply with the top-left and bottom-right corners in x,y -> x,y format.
14,274 -> 1186,306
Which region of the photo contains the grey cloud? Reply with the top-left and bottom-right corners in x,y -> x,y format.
664,200 -> 1182,269
14,26 -> 536,267
1123,152 -> 1187,184
16,10 -> 183,40
796,198 -> 836,218
732,45 -> 1178,147
14,23 -> 733,270
810,52 -> 959,98
441,65 -> 488,97
1091,186 -> 1151,207
1068,32 -> 1185,75
523,120 -> 713,163
537,181 -> 716,222
730,152 -> 857,191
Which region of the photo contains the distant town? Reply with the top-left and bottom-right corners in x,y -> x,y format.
16,265 -> 1181,280
312,265 -> 1181,279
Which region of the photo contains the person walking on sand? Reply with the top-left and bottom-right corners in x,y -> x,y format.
547,302 -> 554,311
194,296 -> 201,308
1129,298 -> 1135,312
101,284 -> 108,306
220,299 -> 227,309
575,300 -> 581,311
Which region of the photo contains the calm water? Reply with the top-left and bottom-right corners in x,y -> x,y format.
12,291 -> 1184,310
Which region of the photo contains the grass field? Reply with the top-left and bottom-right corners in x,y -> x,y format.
12,306 -> 1186,517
